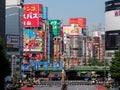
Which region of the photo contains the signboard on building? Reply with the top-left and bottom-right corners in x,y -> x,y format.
23,4 -> 43,27
6,34 -> 20,49
23,29 -> 43,52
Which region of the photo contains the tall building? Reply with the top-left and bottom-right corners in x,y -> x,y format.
6,0 -> 24,78
105,0 -> 120,62
0,0 -> 5,39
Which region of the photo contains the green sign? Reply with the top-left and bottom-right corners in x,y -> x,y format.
49,20 -> 61,36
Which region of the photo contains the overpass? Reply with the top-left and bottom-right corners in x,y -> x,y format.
38,66 -> 110,71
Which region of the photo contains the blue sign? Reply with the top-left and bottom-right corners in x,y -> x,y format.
21,65 -> 29,71
43,62 -> 48,70
33,62 -> 38,70
29,61 -> 35,65
42,7 -> 48,20
59,61 -> 63,70
52,62 -> 59,70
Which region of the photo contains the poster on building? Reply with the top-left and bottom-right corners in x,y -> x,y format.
23,4 -> 43,27
23,52 -> 43,62
6,34 -> 20,49
23,29 -> 43,52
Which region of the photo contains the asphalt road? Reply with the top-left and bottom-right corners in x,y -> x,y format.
34,85 -> 96,90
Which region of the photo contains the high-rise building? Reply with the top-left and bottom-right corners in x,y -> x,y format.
0,0 -> 5,39
6,0 -> 24,78
105,0 -> 120,62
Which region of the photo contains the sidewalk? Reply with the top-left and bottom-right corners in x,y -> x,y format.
95,85 -> 108,90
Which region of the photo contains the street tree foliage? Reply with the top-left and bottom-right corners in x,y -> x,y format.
110,49 -> 120,83
88,58 -> 109,66
0,37 -> 11,89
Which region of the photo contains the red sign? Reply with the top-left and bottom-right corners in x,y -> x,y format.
23,4 -> 43,27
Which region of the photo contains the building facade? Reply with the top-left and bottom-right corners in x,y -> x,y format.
105,0 -> 120,61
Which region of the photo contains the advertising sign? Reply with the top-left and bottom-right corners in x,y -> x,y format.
49,20 -> 61,36
21,65 -> 29,71
52,61 -> 59,70
69,18 -> 86,29
43,62 -> 48,70
23,4 -> 43,27
23,29 -> 43,51
42,7 -> 48,20
43,32 -> 47,60
63,24 -> 82,36
6,34 -> 19,49
23,53 -> 43,62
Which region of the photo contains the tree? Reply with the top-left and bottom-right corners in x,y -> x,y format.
110,49 -> 120,84
0,37 -> 11,90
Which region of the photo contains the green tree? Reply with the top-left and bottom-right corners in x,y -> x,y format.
110,49 -> 120,84
0,37 -> 11,90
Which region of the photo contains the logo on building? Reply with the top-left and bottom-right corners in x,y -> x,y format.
115,10 -> 120,16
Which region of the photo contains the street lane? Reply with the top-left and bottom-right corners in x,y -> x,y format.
34,85 -> 96,90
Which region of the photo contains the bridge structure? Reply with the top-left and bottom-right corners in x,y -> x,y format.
38,66 -> 110,72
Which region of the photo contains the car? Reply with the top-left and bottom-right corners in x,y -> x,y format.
26,83 -> 33,87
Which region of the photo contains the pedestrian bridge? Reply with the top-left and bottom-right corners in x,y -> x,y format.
38,66 -> 110,71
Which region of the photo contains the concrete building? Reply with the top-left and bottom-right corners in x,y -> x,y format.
105,0 -> 120,62
6,0 -> 24,78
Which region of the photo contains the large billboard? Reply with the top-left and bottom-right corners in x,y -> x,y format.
69,18 -> 86,29
23,29 -> 43,51
62,24 -> 82,36
23,4 -> 42,27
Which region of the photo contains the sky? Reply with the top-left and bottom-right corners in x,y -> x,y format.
24,0 -> 107,30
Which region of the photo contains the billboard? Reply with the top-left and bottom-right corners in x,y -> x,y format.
23,4 -> 43,27
62,24 -> 82,36
49,20 -> 61,36
6,34 -> 20,49
69,18 -> 86,29
23,29 -> 43,51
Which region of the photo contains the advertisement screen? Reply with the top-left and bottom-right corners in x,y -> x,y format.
23,4 -> 43,27
23,29 -> 43,51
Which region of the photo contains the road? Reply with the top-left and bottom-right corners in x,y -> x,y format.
34,85 -> 96,90
20,81 -> 108,90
